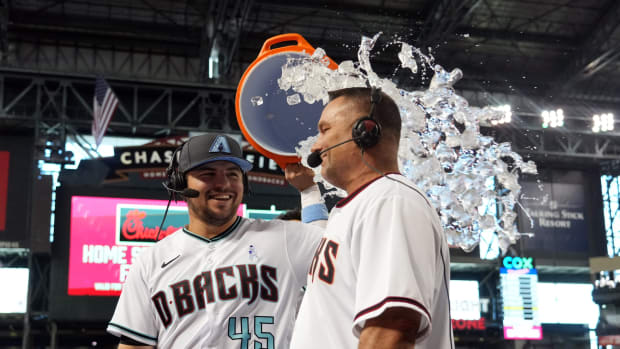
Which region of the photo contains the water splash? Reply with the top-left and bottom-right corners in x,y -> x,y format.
281,33 -> 537,253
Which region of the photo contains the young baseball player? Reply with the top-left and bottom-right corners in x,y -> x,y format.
107,133 -> 327,348
291,88 -> 454,348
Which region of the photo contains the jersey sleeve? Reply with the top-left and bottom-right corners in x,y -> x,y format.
284,221 -> 324,289
351,194 -> 439,341
107,253 -> 159,346
300,185 -> 329,224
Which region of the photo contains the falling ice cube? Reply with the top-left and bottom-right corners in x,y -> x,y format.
287,93 -> 301,105
251,96 -> 263,106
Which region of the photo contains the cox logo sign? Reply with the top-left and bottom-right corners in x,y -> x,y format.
502,256 -> 534,270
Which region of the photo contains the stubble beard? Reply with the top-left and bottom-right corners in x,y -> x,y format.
189,198 -> 239,227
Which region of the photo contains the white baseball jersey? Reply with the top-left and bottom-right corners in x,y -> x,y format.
291,174 -> 454,348
107,216 -> 323,348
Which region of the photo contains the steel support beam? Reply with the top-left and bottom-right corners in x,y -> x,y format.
560,0 -> 620,86
0,0 -> 8,65
0,71 -> 239,140
198,0 -> 252,82
489,126 -> 620,162
223,0 -> 254,75
21,253 -> 51,349
199,0 -> 222,82
417,0 -> 480,46
7,41 -> 204,84
2,70 -> 620,162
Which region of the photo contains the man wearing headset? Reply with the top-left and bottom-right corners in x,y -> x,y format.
107,133 -> 327,348
291,87 -> 454,348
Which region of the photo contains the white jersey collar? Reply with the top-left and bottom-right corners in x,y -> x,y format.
335,172 -> 401,208
182,216 -> 242,243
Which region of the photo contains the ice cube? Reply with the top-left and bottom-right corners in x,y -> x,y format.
287,93 -> 301,105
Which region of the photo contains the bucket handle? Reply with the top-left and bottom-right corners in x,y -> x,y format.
259,33 -> 314,56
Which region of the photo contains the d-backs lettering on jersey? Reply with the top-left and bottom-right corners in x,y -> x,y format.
308,237 -> 339,284
152,263 -> 278,327
108,218 -> 324,348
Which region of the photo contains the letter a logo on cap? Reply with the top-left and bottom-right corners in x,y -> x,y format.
209,136 -> 231,154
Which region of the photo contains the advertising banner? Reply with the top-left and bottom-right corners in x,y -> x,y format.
518,170 -> 588,254
100,137 -> 286,186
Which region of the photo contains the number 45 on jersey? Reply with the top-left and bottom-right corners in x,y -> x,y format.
228,316 -> 274,349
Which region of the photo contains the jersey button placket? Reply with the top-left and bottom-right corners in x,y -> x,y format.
205,243 -> 216,264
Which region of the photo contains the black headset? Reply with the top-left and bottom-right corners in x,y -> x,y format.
351,87 -> 383,149
164,145 -> 185,193
163,143 -> 250,197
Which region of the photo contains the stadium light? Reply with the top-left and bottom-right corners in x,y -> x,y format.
490,105 -> 512,125
592,113 -> 614,133
541,109 -> 564,128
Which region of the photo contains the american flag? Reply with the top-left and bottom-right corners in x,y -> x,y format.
92,77 -> 119,147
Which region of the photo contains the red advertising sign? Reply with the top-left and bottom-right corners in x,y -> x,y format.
0,151 -> 8,231
599,335 -> 620,346
452,318 -> 486,331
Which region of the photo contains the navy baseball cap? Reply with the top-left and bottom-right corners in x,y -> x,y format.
178,134 -> 253,174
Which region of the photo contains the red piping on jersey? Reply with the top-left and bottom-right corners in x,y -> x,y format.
335,172 -> 401,208
354,296 -> 432,324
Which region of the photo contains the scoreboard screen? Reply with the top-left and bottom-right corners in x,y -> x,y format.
500,257 -> 542,340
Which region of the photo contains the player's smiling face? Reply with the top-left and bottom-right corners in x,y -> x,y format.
312,96 -> 362,189
185,161 -> 244,227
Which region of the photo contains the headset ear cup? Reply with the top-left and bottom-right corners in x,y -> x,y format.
164,163 -> 174,190
165,145 -> 185,191
173,169 -> 185,190
352,117 -> 381,149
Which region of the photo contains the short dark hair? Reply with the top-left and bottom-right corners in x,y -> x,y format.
327,87 -> 401,142
276,209 -> 301,221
